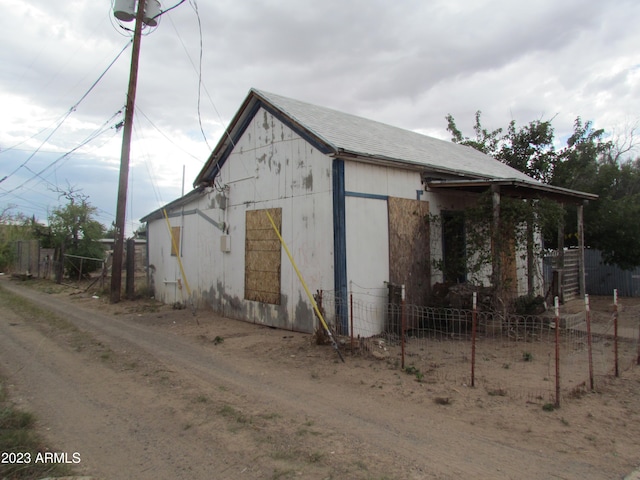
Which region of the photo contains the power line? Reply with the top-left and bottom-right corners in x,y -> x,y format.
0,109 -> 124,198
157,0 -> 187,18
0,112 -> 77,154
135,106 -> 202,162
0,41 -> 131,185
168,9 -> 233,151
189,0 -> 210,150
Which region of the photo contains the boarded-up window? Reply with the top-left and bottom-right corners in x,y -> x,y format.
388,197 -> 431,308
498,228 -> 518,299
170,226 -> 181,256
245,208 -> 282,304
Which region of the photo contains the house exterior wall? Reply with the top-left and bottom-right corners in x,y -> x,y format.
342,161 -> 428,335
147,108 -> 334,333
146,108 -> 545,337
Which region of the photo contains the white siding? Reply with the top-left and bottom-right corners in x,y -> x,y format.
148,108 -> 334,333
146,107 -> 545,337
345,195 -> 388,336
343,161 -> 424,335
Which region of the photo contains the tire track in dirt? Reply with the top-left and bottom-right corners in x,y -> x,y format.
0,305 -> 241,479
0,279 -> 631,479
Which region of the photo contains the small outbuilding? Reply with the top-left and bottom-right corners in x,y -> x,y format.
141,89 -> 596,334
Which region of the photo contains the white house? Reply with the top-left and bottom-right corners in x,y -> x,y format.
141,89 -> 595,335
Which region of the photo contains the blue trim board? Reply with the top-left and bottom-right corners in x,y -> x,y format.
205,100 -> 262,183
344,191 -> 389,201
332,159 -> 348,333
260,102 -> 332,155
204,98 -> 332,184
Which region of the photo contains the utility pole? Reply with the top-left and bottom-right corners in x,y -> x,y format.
110,0 -> 147,303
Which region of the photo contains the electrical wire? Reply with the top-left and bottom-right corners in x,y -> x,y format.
0,109 -> 124,199
155,0 -> 187,19
135,106 -> 202,162
0,41 -> 131,185
189,0 -> 210,150
0,112 -> 75,155
168,11 -> 234,151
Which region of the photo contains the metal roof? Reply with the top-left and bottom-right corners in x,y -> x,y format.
139,187 -> 204,223
141,89 -> 597,224
194,88 -> 534,187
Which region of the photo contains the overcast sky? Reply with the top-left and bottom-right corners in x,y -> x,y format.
1,0 -> 638,235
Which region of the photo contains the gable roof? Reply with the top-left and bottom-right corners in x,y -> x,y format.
194,88 -> 534,187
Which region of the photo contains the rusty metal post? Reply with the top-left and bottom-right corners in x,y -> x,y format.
471,292 -> 478,388
585,295 -> 594,391
614,289 -> 619,377
349,290 -> 354,350
401,285 -> 406,369
637,324 -> 640,366
554,297 -> 561,408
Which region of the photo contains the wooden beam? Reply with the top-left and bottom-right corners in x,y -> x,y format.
491,184 -> 501,293
557,214 -> 565,303
526,207 -> 535,296
578,203 -> 586,298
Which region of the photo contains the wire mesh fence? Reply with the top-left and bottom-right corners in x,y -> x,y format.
318,289 -> 640,405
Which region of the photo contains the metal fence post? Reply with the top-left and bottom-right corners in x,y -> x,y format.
555,297 -> 561,408
471,292 -> 477,387
636,324 -> 640,366
401,284 -> 406,370
585,294 -> 594,391
350,290 -> 354,350
614,289 -> 619,377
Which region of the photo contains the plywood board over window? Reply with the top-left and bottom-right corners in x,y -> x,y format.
245,208 -> 282,304
388,197 -> 431,307
170,226 -> 181,257
499,228 -> 518,300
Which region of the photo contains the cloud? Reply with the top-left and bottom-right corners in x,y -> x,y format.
1,0 -> 639,235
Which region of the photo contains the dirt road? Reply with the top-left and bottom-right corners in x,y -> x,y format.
1,277 -> 639,479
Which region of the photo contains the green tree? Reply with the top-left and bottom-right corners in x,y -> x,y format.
582,158 -> 640,269
551,118 -> 610,191
446,112 -> 640,269
498,119 -> 556,183
0,207 -> 29,271
446,112 -> 558,181
48,190 -> 106,277
446,110 -> 503,156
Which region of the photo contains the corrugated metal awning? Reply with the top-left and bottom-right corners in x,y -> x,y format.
425,178 -> 598,204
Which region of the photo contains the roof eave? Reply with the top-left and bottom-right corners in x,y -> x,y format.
194,89 -> 338,189
139,187 -> 205,223
333,149 -> 491,179
426,178 -> 598,204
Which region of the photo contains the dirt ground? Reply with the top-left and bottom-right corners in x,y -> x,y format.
0,276 -> 639,480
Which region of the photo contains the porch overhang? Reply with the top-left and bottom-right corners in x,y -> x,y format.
424,178 -> 598,204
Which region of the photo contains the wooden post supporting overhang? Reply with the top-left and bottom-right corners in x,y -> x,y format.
491,184 -> 501,297
556,215 -> 565,303
526,204 -> 535,296
577,202 -> 586,298
424,177 -> 598,303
